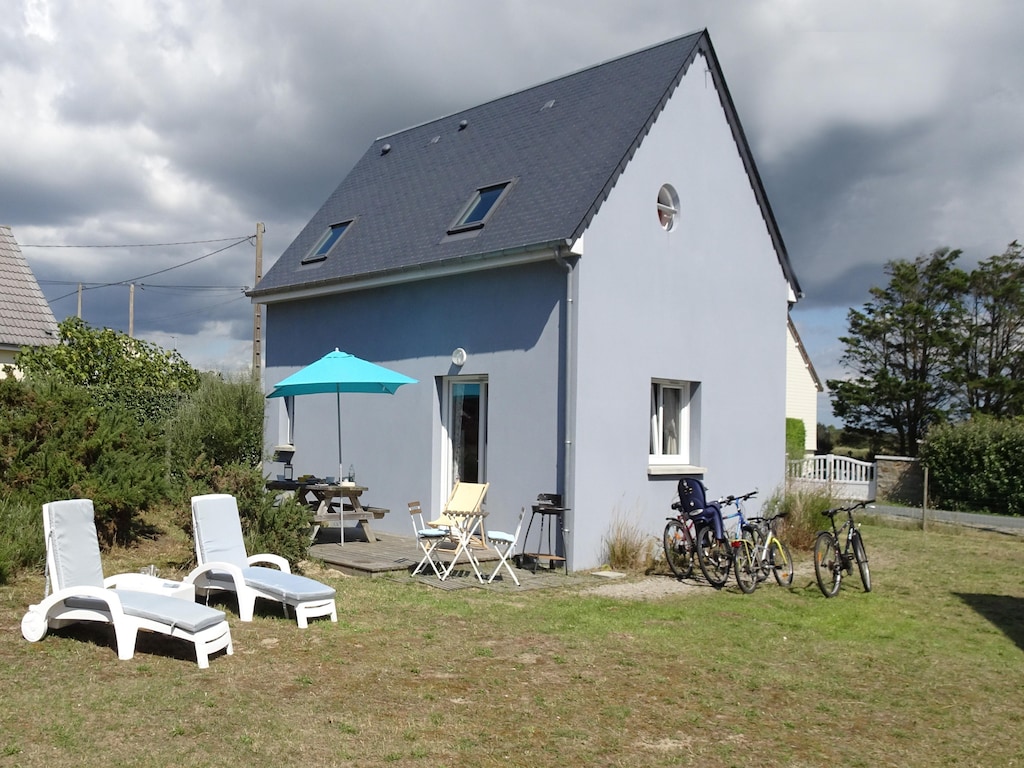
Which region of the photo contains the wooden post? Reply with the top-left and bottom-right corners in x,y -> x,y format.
922,464 -> 929,532
251,222 -> 264,379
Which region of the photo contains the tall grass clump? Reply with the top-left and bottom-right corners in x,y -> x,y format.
763,483 -> 836,549
603,506 -> 656,572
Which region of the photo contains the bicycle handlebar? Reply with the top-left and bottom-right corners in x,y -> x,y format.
718,490 -> 758,505
822,499 -> 876,518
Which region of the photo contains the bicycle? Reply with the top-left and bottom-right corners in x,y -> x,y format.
664,492 -> 723,581
813,499 -> 874,597
721,491 -> 763,593
729,495 -> 795,593
664,478 -> 730,585
693,494 -> 739,589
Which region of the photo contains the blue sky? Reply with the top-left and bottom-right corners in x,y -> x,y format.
3,0 -> 1022,425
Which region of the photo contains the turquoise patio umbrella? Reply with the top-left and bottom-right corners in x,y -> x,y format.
267,348 -> 417,479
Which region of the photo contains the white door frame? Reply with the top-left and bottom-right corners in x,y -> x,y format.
441,375 -> 488,503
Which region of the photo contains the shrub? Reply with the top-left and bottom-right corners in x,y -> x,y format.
763,484 -> 836,550
16,317 -> 199,426
166,373 -> 265,481
786,417 -> 806,460
165,375 -> 310,568
921,417 -> 1024,515
0,377 -> 166,546
0,497 -> 44,584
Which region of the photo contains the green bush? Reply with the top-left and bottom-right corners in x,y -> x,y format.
786,417 -> 806,461
0,377 -> 166,546
0,497 -> 45,584
165,374 -> 310,568
921,417 -> 1024,515
166,373 -> 265,481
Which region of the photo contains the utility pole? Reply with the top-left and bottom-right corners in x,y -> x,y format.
128,283 -> 135,337
77,283 -> 82,318
252,222 -> 264,379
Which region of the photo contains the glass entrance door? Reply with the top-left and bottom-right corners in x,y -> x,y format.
445,377 -> 487,487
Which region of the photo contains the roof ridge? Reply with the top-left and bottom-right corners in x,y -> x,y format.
376,29 -> 707,141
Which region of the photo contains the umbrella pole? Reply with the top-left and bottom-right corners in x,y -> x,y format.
342,393 -> 350,483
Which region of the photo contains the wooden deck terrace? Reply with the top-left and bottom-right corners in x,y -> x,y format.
307,527 -> 568,591
307,526 -> 498,575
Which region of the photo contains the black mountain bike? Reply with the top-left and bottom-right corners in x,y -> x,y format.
813,499 -> 874,597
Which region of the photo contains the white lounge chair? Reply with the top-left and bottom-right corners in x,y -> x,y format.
21,499 -> 233,669
187,493 -> 338,628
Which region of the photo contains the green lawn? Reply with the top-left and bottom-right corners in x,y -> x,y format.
2,520 -> 1022,767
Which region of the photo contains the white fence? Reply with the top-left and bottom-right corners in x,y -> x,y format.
787,454 -> 876,501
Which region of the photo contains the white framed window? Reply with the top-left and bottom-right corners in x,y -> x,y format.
650,379 -> 702,473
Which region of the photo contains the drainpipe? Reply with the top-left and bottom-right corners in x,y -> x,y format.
555,244 -> 577,572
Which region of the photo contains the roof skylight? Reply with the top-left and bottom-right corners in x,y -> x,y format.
448,182 -> 511,234
302,221 -> 351,264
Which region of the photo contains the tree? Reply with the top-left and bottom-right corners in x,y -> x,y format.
955,241 -> 1024,417
16,317 -> 200,423
828,248 -> 969,456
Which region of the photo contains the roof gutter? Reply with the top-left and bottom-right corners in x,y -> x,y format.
249,239 -> 569,305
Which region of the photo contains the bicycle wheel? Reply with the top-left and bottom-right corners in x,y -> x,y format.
696,525 -> 731,588
813,531 -> 842,597
663,520 -> 694,579
767,538 -> 794,587
852,530 -> 872,592
733,535 -> 758,594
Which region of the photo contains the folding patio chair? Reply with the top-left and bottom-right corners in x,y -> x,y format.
485,507 -> 526,585
21,499 -> 233,669
431,482 -> 490,582
188,493 -> 338,628
408,500 -> 450,578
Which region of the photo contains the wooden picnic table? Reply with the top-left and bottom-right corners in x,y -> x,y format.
266,479 -> 389,544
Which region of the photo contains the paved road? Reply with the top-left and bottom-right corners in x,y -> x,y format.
869,503 -> 1024,534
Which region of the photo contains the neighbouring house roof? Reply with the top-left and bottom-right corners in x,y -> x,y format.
252,29 -> 801,302
788,314 -> 823,392
0,225 -> 59,351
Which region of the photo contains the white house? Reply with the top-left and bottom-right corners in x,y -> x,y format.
786,315 -> 823,455
251,30 -> 804,570
0,225 -> 58,378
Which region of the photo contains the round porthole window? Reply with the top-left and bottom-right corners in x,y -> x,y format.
657,183 -> 679,231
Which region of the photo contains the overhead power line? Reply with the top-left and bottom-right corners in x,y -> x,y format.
46,237 -> 251,303
20,235 -> 250,248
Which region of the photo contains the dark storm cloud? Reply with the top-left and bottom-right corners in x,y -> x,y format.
3,0 -> 1022,380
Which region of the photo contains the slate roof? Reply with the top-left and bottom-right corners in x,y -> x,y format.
0,225 -> 59,349
253,29 -> 800,300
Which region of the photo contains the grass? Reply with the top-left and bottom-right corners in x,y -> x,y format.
2,516 -> 1024,766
